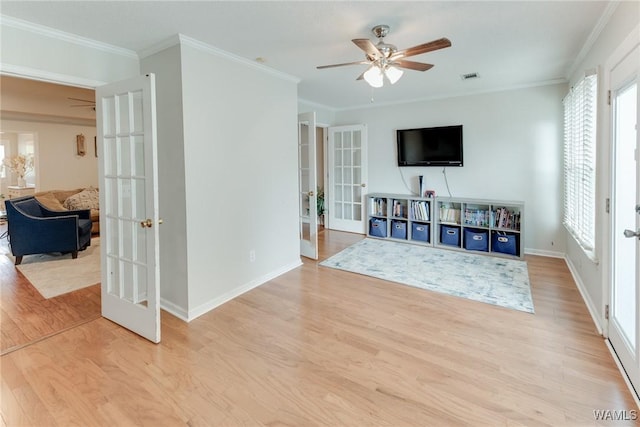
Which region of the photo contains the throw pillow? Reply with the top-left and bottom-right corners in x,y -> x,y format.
55,188 -> 85,204
36,192 -> 67,211
63,188 -> 100,210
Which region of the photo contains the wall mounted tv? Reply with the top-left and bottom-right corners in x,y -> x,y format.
396,125 -> 463,167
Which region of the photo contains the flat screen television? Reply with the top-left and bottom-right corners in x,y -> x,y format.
396,125 -> 463,167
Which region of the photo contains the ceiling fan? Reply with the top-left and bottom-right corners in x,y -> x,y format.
317,24 -> 451,88
68,97 -> 96,111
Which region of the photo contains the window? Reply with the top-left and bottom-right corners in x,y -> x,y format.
563,72 -> 597,255
0,143 -> 5,178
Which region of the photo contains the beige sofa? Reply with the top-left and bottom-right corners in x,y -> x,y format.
35,188 -> 100,234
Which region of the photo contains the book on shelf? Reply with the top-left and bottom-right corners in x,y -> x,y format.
392,199 -> 406,218
463,208 -> 490,227
439,204 -> 461,223
491,207 -> 521,230
371,198 -> 387,216
410,200 -> 430,221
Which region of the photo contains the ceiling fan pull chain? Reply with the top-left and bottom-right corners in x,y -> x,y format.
370,87 -> 375,103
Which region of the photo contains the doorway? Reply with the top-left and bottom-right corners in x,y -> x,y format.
607,37 -> 639,398
0,76 -> 101,354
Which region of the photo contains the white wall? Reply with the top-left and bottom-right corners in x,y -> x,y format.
334,84 -> 567,255
1,119 -> 98,191
142,37 -> 301,320
0,16 -> 139,87
140,45 -> 190,317
180,41 -> 300,319
564,1 -> 640,331
298,100 -> 335,126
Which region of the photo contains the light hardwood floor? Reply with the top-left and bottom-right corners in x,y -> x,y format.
1,229 -> 637,426
0,223 -> 101,355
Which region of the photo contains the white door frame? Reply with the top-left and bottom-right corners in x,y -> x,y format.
2,70 -> 162,343
298,111 -> 318,259
603,24 -> 640,401
327,124 -> 368,234
97,74 -> 161,343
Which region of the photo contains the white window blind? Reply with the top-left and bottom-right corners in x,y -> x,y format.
563,72 -> 597,253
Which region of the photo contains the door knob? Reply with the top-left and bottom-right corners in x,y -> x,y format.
141,218 -> 163,228
623,229 -> 640,238
308,191 -> 314,197
361,183 -> 366,187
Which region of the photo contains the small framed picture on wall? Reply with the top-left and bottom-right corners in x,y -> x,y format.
76,134 -> 86,156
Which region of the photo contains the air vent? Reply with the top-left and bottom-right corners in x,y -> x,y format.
461,72 -> 480,80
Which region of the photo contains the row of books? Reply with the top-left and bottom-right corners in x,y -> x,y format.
464,208 -> 491,227
439,206 -> 461,223
493,207 -> 521,230
410,200 -> 430,221
371,198 -> 387,216
439,204 -> 520,230
392,199 -> 407,218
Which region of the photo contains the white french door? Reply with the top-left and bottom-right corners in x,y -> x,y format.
327,125 -> 368,234
96,74 -> 161,343
298,112 -> 318,259
608,41 -> 639,396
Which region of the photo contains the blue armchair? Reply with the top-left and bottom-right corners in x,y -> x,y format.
5,196 -> 92,265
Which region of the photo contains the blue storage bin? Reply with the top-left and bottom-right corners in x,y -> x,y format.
411,223 -> 430,243
369,218 -> 387,237
492,232 -> 518,256
440,225 -> 461,246
464,228 -> 488,252
391,220 -> 407,239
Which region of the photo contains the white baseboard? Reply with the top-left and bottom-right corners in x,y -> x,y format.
186,259 -> 303,322
605,340 -> 640,409
524,247 -> 565,258
160,298 -> 189,322
564,255 -> 603,335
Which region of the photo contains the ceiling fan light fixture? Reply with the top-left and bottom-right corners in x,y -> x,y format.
364,65 -> 384,88
385,66 -> 404,84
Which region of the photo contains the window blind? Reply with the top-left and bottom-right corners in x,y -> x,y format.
563,73 -> 597,253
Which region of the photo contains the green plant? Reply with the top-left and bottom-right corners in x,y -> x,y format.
317,187 -> 325,217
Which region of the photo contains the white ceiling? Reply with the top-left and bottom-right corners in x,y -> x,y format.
1,1 -> 610,110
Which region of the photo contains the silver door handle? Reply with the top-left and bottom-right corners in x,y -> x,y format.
623,229 -> 640,238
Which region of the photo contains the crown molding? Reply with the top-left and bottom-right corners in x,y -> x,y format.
179,34 -> 300,84
1,110 -> 96,127
139,33 -> 300,84
137,34 -> 181,59
0,14 -> 138,59
0,63 -> 107,89
298,98 -> 338,113
334,78 -> 568,112
566,1 -> 619,80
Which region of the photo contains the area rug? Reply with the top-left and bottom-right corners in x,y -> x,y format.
9,237 -> 101,299
320,238 -> 534,313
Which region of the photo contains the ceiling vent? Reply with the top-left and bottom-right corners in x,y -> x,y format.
461,72 -> 480,80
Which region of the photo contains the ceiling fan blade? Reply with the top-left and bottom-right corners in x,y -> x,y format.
356,70 -> 366,81
352,38 -> 382,59
317,60 -> 370,69
392,60 -> 434,72
391,38 -> 452,59
67,97 -> 95,103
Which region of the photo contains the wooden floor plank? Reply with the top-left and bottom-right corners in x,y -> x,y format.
1,229 -> 636,426
0,223 -> 102,355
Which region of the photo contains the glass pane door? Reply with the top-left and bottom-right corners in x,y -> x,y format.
608,42 -> 639,395
328,125 -> 367,233
298,112 -> 317,259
